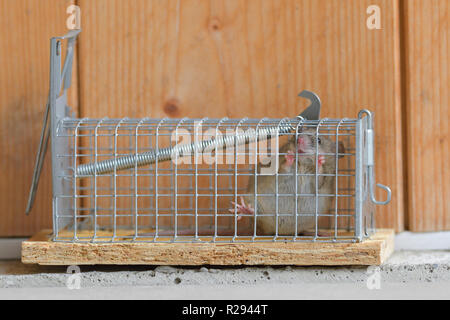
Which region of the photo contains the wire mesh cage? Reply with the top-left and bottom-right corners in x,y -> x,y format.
27,31 -> 391,244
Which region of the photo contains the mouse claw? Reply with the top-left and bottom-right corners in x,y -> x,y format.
230,196 -> 254,220
318,155 -> 325,167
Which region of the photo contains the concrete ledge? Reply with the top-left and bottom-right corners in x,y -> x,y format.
1,250 -> 449,289
2,232 -> 450,299
1,282 -> 449,300
395,231 -> 450,250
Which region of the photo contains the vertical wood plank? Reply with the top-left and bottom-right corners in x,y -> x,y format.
0,0 -> 78,236
76,0 -> 404,230
404,0 -> 449,231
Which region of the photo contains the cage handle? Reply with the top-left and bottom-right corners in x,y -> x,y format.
358,109 -> 391,205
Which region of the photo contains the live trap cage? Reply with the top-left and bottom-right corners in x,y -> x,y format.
26,30 -> 391,249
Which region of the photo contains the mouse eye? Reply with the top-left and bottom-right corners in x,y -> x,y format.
317,137 -> 321,144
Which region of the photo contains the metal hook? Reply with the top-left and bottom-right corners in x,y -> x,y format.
358,109 -> 391,205
297,90 -> 321,120
372,184 -> 392,205
368,167 -> 392,205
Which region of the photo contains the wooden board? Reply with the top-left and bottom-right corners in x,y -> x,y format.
0,0 -> 78,236
403,0 -> 450,231
21,229 -> 394,266
76,0 -> 404,231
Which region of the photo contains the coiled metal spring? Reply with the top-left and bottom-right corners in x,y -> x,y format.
76,118 -> 300,176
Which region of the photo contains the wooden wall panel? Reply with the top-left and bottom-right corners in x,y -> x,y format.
77,0 -> 404,230
4,0 -> 449,236
0,0 -> 78,236
404,0 -> 449,231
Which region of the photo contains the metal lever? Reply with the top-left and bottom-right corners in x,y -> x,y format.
25,98 -> 51,215
358,109 -> 391,205
76,90 -> 321,176
297,90 -> 321,121
26,29 -> 81,215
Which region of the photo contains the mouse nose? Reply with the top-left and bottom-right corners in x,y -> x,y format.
297,136 -> 307,145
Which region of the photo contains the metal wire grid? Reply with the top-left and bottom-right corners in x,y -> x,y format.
53,117 -> 359,243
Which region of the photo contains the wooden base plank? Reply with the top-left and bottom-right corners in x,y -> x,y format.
22,229 -> 394,266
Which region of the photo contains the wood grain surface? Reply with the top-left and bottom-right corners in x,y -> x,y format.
21,228 -> 394,266
0,0 -> 78,236
403,0 -> 449,231
5,0 -> 449,236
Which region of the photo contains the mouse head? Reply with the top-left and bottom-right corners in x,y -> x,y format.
294,129 -> 345,167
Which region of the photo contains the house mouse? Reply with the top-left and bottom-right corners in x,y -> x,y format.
231,129 -> 345,237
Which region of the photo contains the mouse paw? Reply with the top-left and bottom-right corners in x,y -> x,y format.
284,150 -> 295,167
317,155 -> 325,167
229,196 -> 254,220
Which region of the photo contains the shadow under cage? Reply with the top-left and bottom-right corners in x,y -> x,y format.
28,30 -> 391,244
